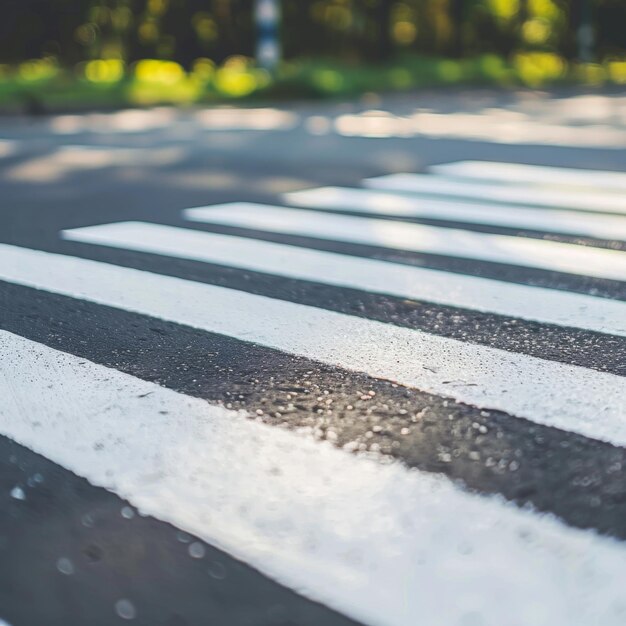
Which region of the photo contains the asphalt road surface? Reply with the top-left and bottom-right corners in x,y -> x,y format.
0,89 -> 625,626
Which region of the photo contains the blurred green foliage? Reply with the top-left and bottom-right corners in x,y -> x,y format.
0,0 -> 624,109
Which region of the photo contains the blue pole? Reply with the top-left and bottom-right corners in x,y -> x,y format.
255,0 -> 281,71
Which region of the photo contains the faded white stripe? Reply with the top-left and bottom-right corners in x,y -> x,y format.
365,173 -> 626,215
0,244 -> 625,445
3,331 -> 626,626
184,203 -> 626,282
284,186 -> 626,240
63,221 -> 626,336
430,161 -> 626,194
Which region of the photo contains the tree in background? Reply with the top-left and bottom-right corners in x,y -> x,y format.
0,0 -> 624,68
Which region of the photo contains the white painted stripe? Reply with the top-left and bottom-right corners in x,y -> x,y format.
63,221 -> 626,337
4,331 -> 626,626
184,203 -> 626,282
284,186 -> 626,240
1,244 -> 625,446
430,161 -> 626,194
364,173 -> 626,215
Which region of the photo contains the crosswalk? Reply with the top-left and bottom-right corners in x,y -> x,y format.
1,160 -> 626,626
430,161 -> 626,193
364,171 -> 626,215
61,221 -> 626,335
285,186 -> 626,240
184,204 -> 626,280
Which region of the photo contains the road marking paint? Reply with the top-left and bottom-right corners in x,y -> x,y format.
184,203 -> 626,282
364,173 -> 626,215
63,221 -> 626,336
1,244 -> 625,445
4,332 -> 626,626
284,186 -> 626,240
430,161 -> 626,194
